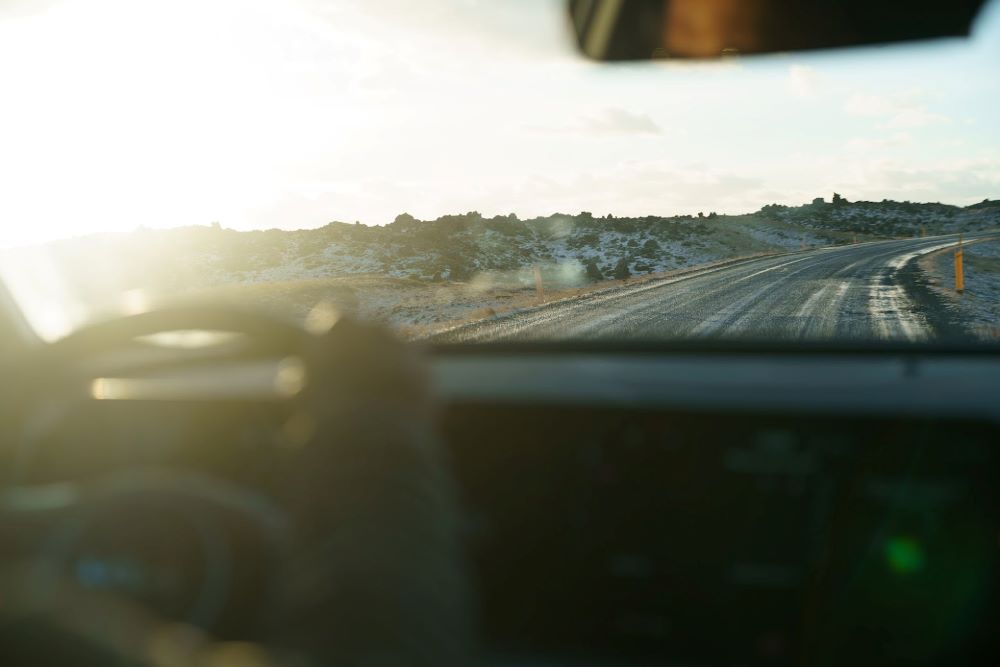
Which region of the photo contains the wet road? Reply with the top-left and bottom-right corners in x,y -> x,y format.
433,233 -> 995,343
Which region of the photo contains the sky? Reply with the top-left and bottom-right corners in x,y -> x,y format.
0,0 -> 998,247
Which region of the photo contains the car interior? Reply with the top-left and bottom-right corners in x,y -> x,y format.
0,1 -> 998,666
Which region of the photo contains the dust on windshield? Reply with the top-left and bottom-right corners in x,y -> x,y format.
0,0 -> 998,343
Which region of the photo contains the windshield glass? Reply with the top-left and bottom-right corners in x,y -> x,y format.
1,0 -> 998,343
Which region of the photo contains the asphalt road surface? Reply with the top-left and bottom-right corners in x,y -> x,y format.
434,233 -> 997,343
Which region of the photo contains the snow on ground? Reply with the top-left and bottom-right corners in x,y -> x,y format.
738,222 -> 827,249
24,199 -> 999,338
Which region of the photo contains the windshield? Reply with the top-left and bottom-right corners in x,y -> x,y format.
1,0 -> 998,343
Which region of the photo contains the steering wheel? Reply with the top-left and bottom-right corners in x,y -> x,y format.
39,305 -> 315,367
1,306 -> 474,666
9,305 -> 319,489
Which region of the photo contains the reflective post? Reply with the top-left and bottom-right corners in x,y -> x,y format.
955,236 -> 964,294
534,266 -> 545,298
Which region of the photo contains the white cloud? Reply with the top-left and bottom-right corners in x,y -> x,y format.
787,64 -> 820,98
844,92 -> 897,116
832,156 -> 1000,203
462,160 -> 770,217
844,91 -> 949,129
532,107 -> 663,137
885,108 -> 949,129
579,108 -> 662,135
845,132 -> 913,152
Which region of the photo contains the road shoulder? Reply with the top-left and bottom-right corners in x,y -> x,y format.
912,239 -> 1000,341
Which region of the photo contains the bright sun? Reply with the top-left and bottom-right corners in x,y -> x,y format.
0,0 -> 347,248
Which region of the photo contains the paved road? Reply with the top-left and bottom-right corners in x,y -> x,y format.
434,233 -> 997,343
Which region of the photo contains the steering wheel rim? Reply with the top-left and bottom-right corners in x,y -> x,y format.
11,305 -> 319,485
5,307 -> 476,665
38,305 -> 314,368
23,468 -> 290,632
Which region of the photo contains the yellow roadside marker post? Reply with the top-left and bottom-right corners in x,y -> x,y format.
955,236 -> 964,294
534,266 -> 545,299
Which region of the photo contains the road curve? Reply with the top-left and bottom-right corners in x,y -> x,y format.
432,233 -> 996,343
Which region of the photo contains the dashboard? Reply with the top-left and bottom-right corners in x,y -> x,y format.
436,348 -> 1000,665
448,404 -> 999,665
2,344 -> 1000,665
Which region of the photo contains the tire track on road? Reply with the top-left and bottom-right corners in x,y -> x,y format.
431,234 -> 993,343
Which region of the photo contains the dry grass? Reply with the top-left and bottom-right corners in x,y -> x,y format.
970,323 -> 1000,341
915,238 -> 1000,342
915,238 -> 995,303
918,249 -> 961,303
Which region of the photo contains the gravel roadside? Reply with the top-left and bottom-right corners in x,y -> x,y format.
915,238 -> 1000,341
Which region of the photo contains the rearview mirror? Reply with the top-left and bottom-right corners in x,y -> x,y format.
568,0 -> 987,60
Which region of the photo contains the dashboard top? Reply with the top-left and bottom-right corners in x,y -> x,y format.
52,340 -> 1000,424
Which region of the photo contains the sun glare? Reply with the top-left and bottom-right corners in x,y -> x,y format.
0,0 -> 351,248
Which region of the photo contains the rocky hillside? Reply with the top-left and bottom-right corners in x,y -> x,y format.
33,196 -> 1000,324
762,195 -> 1000,238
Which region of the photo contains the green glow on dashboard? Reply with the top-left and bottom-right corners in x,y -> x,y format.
886,537 -> 925,575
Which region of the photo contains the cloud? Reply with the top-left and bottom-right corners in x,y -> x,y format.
844,91 -> 949,129
844,93 -> 897,116
787,64 -> 820,98
193,151 -> 1000,234
469,160 -> 770,217
884,108 -> 949,129
0,0 -> 63,18
832,156 -> 1000,204
582,108 -> 662,135
531,107 -> 663,137
845,132 -> 913,152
